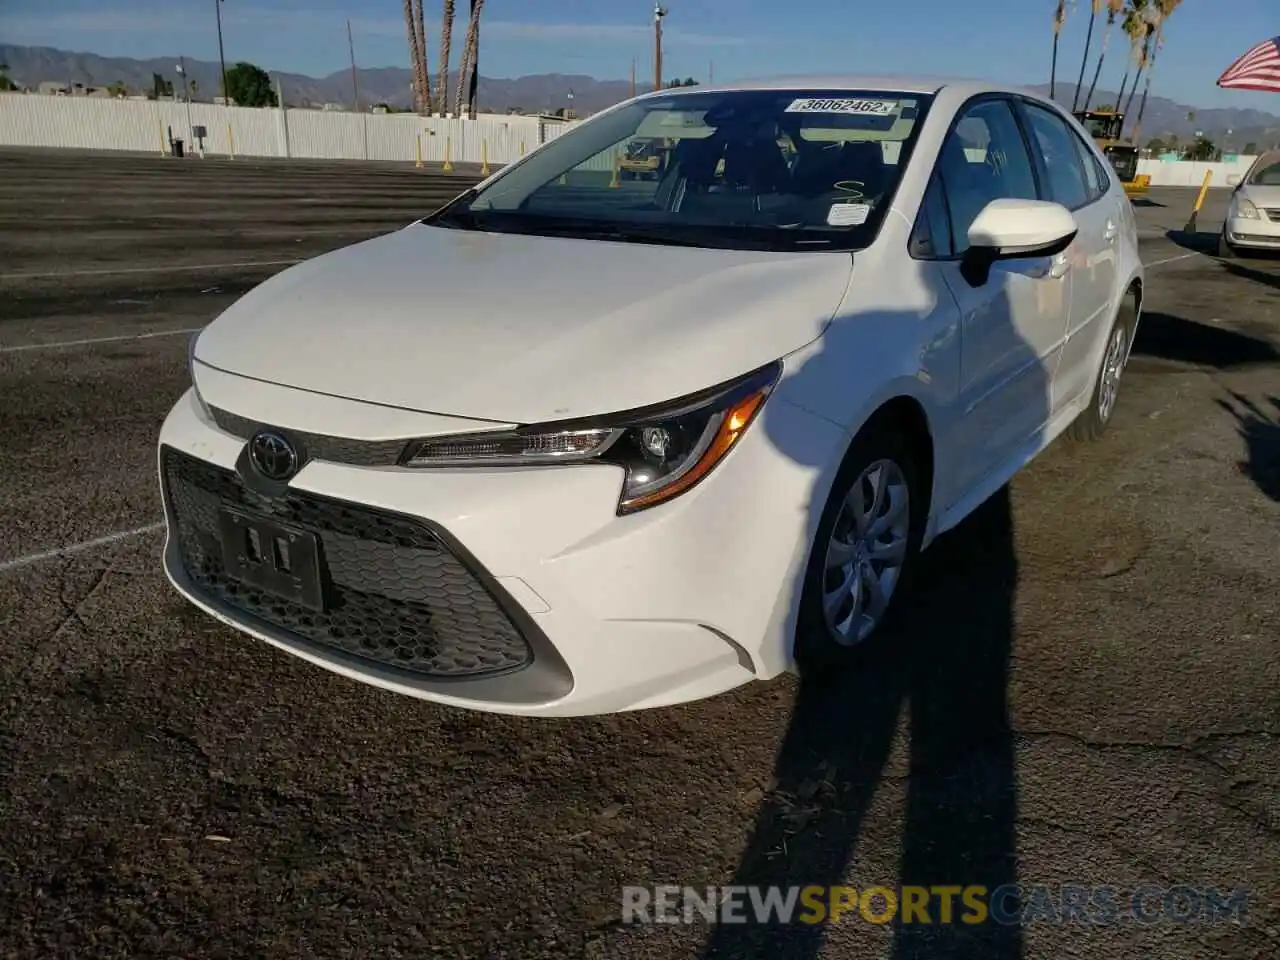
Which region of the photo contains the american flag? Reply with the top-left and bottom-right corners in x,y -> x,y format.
1217,36 -> 1280,93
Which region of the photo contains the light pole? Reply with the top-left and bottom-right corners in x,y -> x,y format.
175,58 -> 194,153
215,0 -> 229,104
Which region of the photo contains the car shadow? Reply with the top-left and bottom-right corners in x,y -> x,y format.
1130,310 -> 1280,369
703,261 -> 1038,958
1215,391 -> 1280,502
1130,197 -> 1165,208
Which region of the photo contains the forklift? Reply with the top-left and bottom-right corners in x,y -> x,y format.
1073,109 -> 1151,197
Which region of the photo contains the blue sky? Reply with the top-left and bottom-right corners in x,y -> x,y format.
4,0 -> 1279,111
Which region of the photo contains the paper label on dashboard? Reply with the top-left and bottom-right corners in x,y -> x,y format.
785,98 -> 896,116
826,202 -> 871,226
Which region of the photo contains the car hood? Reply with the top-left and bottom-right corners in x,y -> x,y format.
192,223 -> 854,424
1239,184 -> 1280,208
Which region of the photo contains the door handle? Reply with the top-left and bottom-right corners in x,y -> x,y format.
1048,253 -> 1071,278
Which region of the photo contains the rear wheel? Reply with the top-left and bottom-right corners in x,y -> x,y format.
795,422 -> 925,676
1068,291 -> 1138,442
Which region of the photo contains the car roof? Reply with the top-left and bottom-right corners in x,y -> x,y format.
641,74 -> 1043,100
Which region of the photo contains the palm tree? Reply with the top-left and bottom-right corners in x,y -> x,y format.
436,0 -> 455,113
1072,1 -> 1104,112
1121,2 -> 1160,122
454,0 -> 484,118
1113,0 -> 1148,124
1082,0 -> 1126,113
1050,0 -> 1068,101
403,0 -> 425,113
413,0 -> 433,113
1131,0 -> 1182,142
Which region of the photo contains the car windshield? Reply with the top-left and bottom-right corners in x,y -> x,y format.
1248,159 -> 1280,186
428,89 -> 933,252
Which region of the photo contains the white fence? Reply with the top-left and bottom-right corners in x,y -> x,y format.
0,93 -> 1264,186
0,92 -> 572,165
1136,156 -> 1257,187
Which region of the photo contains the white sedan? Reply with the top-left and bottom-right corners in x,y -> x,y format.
159,75 -> 1144,717
1221,149 -> 1280,255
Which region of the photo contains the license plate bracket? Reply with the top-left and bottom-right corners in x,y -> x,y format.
218,509 -> 326,612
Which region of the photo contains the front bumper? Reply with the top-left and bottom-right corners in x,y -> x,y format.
1225,213 -> 1280,248
158,376 -> 847,717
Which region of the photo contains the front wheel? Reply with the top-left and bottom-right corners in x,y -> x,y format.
794,423 -> 924,677
1218,232 -> 1238,259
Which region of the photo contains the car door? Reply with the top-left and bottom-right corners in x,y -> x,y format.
1017,99 -> 1120,414
928,97 -> 1070,505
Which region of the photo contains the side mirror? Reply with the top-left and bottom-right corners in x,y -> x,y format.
961,198 -> 1079,287
1227,174 -> 1242,186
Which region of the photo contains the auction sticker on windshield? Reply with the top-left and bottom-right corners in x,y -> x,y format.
785,98 -> 897,116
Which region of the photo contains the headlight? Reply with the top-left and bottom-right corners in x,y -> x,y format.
1234,195 -> 1260,219
400,361 -> 782,514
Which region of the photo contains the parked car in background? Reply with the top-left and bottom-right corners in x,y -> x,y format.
160,74 -> 1144,717
1221,149 -> 1280,256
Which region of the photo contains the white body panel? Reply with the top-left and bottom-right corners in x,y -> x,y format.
158,74 -> 1145,716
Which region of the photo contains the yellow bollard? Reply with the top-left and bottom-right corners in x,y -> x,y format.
1183,169 -> 1214,233
443,136 -> 454,172
227,123 -> 236,160
609,151 -> 621,188
158,119 -> 167,156
481,139 -> 490,176
415,133 -> 424,168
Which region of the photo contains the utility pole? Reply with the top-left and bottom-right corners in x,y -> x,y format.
709,60 -> 714,85
214,0 -> 228,104
347,19 -> 368,159
653,4 -> 667,92
630,58 -> 636,99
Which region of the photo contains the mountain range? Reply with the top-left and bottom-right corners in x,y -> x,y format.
4,43 -> 1280,147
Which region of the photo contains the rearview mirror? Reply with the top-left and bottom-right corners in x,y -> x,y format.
961,199 -> 1079,287
1227,174 -> 1242,186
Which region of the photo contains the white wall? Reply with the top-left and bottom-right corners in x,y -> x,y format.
0,94 -> 1263,188
0,92 -> 574,164
1137,155 -> 1257,187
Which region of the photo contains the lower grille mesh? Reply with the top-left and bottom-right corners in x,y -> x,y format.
161,447 -> 533,679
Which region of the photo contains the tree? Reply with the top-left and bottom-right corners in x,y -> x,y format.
1050,0 -> 1068,101
437,0 -> 455,112
1244,141 -> 1259,155
1146,136 -> 1168,154
666,77 -> 698,88
1113,0 -> 1147,123
454,0 -> 485,118
1082,0 -> 1126,113
0,63 -> 16,92
107,80 -> 128,98
223,61 -> 277,107
404,0 -> 431,114
1072,1 -> 1103,112
1185,136 -> 1215,161
1131,0 -> 1182,142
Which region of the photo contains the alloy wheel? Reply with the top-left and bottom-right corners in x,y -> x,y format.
822,459 -> 911,647
1097,323 -> 1128,424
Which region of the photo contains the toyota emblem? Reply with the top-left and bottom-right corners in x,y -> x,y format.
249,431 -> 298,481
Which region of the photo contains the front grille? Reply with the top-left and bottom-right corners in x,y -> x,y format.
209,406 -> 407,467
161,446 -> 533,679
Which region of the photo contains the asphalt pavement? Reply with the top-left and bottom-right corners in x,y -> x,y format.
0,151 -> 1276,959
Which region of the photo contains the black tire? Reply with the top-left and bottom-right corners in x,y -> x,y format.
1218,231 -> 1238,259
1067,291 -> 1139,442
794,419 -> 927,678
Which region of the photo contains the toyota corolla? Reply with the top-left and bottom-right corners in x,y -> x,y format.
159,76 -> 1144,716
